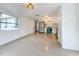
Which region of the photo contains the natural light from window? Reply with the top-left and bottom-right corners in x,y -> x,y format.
0,13 -> 19,30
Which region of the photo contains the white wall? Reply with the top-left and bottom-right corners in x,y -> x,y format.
61,3 -> 78,51
75,4 -> 79,51
57,8 -> 62,44
0,16 -> 35,45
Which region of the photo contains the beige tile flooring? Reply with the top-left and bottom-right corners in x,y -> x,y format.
0,32 -> 79,56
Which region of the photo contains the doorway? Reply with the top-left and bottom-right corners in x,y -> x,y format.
47,27 -> 52,34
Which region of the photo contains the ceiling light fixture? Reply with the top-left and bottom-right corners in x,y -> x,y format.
25,3 -> 34,9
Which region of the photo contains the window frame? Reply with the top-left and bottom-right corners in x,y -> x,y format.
0,13 -> 19,31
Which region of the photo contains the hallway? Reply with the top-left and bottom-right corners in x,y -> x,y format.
0,33 -> 79,56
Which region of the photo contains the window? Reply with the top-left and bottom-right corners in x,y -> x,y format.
0,14 -> 19,30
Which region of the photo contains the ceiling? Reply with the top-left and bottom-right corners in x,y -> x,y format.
0,3 -> 62,20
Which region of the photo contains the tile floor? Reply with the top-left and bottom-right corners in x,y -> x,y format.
0,33 -> 79,56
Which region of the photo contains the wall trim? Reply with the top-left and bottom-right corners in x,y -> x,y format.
0,32 -> 34,46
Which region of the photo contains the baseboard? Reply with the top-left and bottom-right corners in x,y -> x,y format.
62,47 -> 79,52
0,32 -> 34,46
